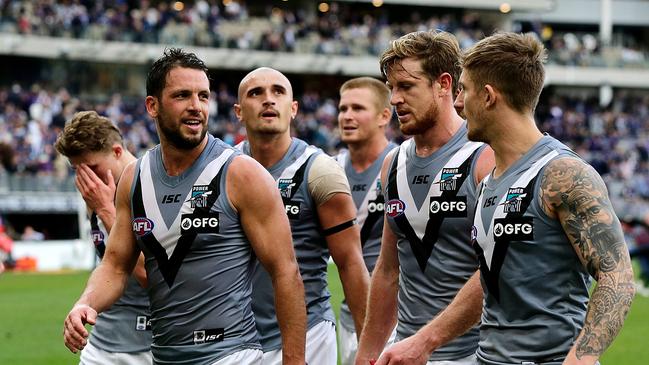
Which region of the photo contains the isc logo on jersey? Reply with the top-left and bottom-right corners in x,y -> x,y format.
429,196 -> 467,217
132,217 -> 154,237
385,199 -> 405,218
181,213 -> 220,234
193,328 -> 225,344
493,217 -> 534,242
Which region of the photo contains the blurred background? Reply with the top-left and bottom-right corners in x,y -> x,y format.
0,0 -> 648,363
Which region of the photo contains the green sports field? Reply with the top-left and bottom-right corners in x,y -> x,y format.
0,266 -> 647,364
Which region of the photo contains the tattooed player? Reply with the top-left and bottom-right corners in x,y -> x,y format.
428,32 -> 635,365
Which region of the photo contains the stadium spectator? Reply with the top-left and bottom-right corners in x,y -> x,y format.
356,30 -> 494,365
63,48 -> 307,364
234,67 -> 369,365
334,76 -> 398,364
0,219 -> 15,271
55,110 -> 152,364
20,225 -> 45,241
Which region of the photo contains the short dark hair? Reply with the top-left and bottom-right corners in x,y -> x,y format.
146,48 -> 210,98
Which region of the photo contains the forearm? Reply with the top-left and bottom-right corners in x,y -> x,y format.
339,259 -> 370,336
272,265 -> 307,364
95,206 -> 116,232
565,269 -> 635,364
76,262 -> 129,313
416,271 -> 483,352
356,269 -> 399,363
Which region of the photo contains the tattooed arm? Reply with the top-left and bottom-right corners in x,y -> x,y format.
539,157 -> 635,365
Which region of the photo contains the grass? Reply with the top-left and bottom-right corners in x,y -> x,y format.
0,266 -> 647,364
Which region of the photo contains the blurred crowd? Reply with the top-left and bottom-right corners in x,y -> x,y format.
1,81 -> 648,222
0,0 -> 646,67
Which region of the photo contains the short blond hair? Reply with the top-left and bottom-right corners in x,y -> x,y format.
55,111 -> 123,157
339,77 -> 391,111
462,32 -> 547,113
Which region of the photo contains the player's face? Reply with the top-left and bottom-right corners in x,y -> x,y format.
338,87 -> 388,145
148,67 -> 210,150
68,150 -> 119,185
386,57 -> 440,136
456,70 -> 486,142
235,69 -> 297,137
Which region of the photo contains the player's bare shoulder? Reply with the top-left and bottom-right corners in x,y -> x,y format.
226,154 -> 277,210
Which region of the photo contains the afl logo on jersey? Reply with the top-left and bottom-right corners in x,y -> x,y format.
132,217 -> 154,237
385,199 -> 405,218
91,230 -> 105,246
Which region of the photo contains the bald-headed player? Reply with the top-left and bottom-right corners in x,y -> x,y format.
235,67 -> 370,365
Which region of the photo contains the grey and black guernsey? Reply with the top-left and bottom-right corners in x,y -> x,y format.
384,125 -> 484,361
335,142 -> 397,332
238,138 -> 336,352
130,135 -> 260,364
87,211 -> 152,353
472,135 -> 591,365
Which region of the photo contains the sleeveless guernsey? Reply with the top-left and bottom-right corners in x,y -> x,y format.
472,135 -> 590,365
239,138 -> 336,352
130,135 -> 260,364
87,211 -> 152,353
385,125 -> 483,360
335,142 -> 397,331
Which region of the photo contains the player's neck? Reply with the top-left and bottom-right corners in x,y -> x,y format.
347,136 -> 388,173
491,117 -> 543,179
160,136 -> 209,176
412,114 -> 463,158
247,132 -> 292,169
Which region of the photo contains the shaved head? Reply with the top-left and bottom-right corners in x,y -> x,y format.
238,67 -> 294,101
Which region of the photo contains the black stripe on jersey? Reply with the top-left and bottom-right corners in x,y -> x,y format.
90,212 -> 106,258
387,148 -> 479,272
288,154 -> 313,200
132,168 -> 224,287
475,176 -> 537,302
359,195 -> 384,247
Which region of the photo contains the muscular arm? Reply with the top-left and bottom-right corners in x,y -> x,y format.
77,163 -> 147,287
355,217 -> 400,364
539,157 -> 635,365
375,272 -> 482,365
310,154 -> 369,337
319,192 -> 369,336
63,163 -> 141,353
229,155 -> 306,365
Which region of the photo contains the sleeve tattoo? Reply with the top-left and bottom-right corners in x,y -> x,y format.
539,157 -> 635,359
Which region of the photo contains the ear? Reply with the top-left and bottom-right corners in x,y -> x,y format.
437,72 -> 453,97
145,95 -> 159,119
233,103 -> 243,122
112,143 -> 123,159
378,107 -> 392,128
290,100 -> 299,119
483,84 -> 497,109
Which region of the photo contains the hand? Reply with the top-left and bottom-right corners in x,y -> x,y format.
75,165 -> 116,216
375,335 -> 431,365
63,304 -> 97,353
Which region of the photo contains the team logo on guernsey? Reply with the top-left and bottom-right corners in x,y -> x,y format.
429,196 -> 467,217
180,213 -> 220,234
187,185 -> 212,208
278,178 -> 297,199
132,217 -> 154,237
493,217 -> 534,241
500,187 -> 527,213
385,199 -> 405,218
375,179 -> 383,194
135,315 -> 151,331
436,168 -> 463,191
91,230 -> 104,247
